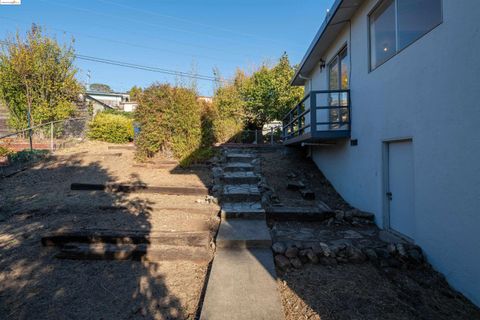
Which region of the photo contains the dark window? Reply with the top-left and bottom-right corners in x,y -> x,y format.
370,0 -> 396,69
397,0 -> 442,50
369,0 -> 442,70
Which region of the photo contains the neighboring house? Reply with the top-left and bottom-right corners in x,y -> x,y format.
197,96 -> 213,104
284,0 -> 480,306
84,91 -> 138,113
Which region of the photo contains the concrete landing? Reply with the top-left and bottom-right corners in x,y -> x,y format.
216,219 -> 271,248
200,248 -> 284,320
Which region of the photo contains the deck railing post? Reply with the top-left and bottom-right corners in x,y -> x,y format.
310,92 -> 317,136
296,105 -> 301,135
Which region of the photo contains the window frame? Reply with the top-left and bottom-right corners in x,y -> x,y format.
368,0 -> 444,72
327,44 -> 349,90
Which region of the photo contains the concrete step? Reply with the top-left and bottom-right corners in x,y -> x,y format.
226,153 -> 255,163
223,162 -> 254,173
200,248 -> 284,320
222,171 -> 260,184
56,242 -> 212,263
221,202 -> 265,220
222,184 -> 261,202
216,219 -> 271,248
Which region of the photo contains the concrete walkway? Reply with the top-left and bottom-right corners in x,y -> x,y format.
200,148 -> 284,320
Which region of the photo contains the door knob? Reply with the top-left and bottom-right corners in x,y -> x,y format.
386,192 -> 393,200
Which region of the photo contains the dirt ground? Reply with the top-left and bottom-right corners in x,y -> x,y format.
0,141 -> 219,320
261,148 -> 480,320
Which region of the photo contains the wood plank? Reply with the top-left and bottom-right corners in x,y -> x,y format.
42,229 -> 211,247
56,242 -> 212,263
107,145 -> 135,150
71,183 -> 209,195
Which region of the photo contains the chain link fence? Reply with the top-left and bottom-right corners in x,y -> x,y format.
0,117 -> 89,177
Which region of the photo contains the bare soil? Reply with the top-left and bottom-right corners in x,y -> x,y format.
261,149 -> 480,320
0,141 -> 219,320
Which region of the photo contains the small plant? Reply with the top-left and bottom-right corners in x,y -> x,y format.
0,146 -> 13,157
87,112 -> 134,143
8,149 -> 49,163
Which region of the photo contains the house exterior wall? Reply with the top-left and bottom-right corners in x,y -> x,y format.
304,0 -> 480,305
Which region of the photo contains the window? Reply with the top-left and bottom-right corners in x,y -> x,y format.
328,47 -> 349,129
370,0 -> 396,69
369,0 -> 442,70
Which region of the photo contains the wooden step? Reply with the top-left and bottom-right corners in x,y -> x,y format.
42,229 -> 211,247
71,183 -> 209,195
56,242 -> 212,263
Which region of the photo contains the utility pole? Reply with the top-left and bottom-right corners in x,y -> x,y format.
86,70 -> 91,91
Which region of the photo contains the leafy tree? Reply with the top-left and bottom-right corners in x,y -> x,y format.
0,25 -> 82,130
240,53 -> 303,129
212,53 -> 303,133
212,70 -> 246,142
128,85 -> 142,101
89,83 -> 113,93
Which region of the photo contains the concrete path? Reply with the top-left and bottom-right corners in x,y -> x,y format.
200,148 -> 283,320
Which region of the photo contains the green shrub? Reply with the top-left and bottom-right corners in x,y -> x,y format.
212,77 -> 246,143
135,84 -> 207,165
0,146 -> 13,157
8,149 -> 49,163
88,112 -> 133,143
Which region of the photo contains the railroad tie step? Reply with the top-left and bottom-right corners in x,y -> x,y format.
41,229 -> 211,247
56,242 -> 212,263
70,183 -> 209,195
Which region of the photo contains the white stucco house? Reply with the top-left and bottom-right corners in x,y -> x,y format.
283,0 -> 480,306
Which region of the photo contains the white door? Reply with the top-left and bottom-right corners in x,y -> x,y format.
387,140 -> 415,239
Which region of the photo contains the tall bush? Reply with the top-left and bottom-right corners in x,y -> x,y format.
212,80 -> 245,143
134,84 -> 203,164
88,112 -> 133,143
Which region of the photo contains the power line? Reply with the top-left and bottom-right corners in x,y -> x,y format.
95,0 -> 305,48
0,16 -> 243,64
38,0 -> 294,53
0,40 -> 229,83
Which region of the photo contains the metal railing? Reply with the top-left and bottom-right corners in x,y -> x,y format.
282,90 -> 351,143
223,125 -> 283,145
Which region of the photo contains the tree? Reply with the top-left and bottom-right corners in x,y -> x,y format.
211,69 -> 246,143
89,83 -> 113,93
128,85 -> 142,101
240,53 -> 303,129
0,25 -> 82,130
212,53 -> 303,132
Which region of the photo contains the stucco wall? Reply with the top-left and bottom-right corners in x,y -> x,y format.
306,0 -> 480,305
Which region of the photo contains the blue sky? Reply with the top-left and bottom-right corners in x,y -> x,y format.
0,0 -> 334,95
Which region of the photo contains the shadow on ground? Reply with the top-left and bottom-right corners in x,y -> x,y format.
0,153 -> 193,319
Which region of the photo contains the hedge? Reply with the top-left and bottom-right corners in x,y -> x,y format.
88,112 -> 134,143
135,84 -> 214,165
